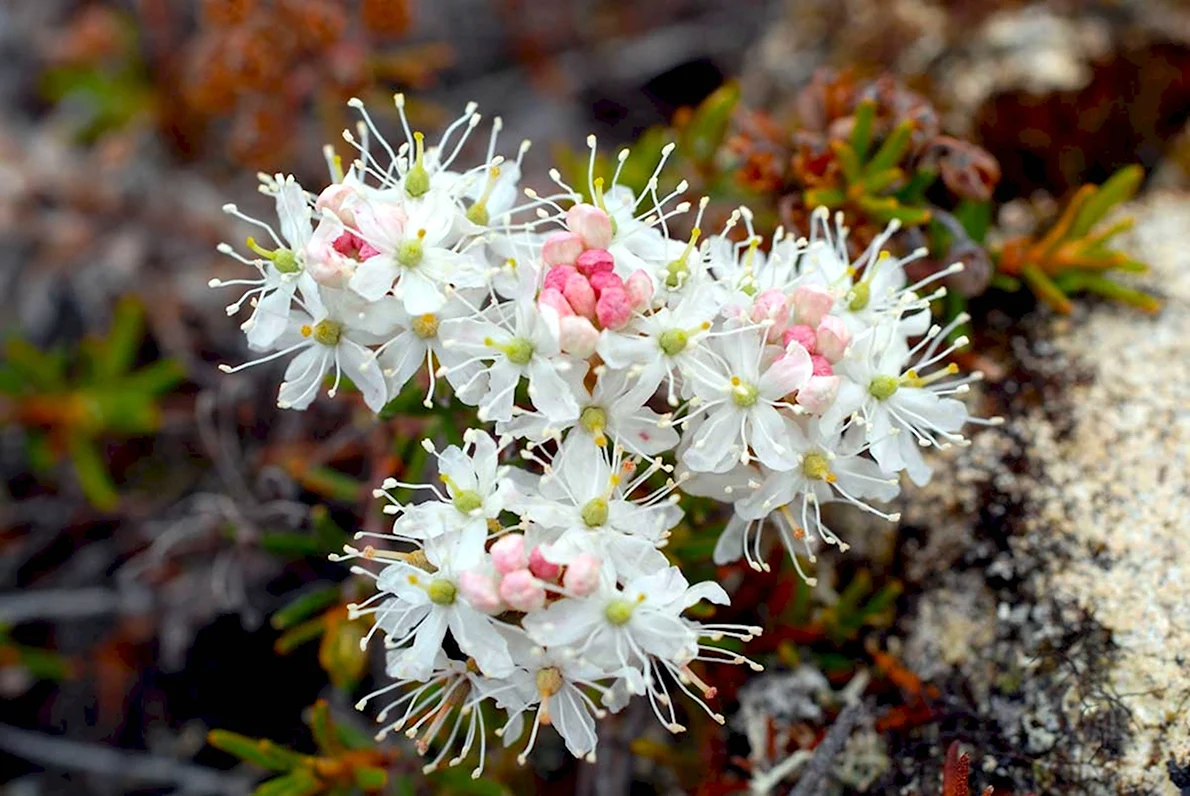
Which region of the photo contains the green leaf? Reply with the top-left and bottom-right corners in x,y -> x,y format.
251,769 -> 323,796
306,701 -> 341,756
953,199 -> 992,243
272,587 -> 342,630
274,617 -> 327,655
861,167 -> 905,195
5,339 -> 64,392
207,731 -> 309,772
94,297 -> 144,382
121,359 -> 186,395
864,120 -> 915,178
832,142 -> 863,185
353,766 -> 389,792
259,532 -> 330,559
804,187 -> 846,209
680,82 -> 740,167
68,434 -> 119,510
1070,165 -> 1143,240
849,100 -> 876,161
1020,264 -> 1073,314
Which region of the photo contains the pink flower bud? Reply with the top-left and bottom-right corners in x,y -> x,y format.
575,248 -> 615,276
490,534 -> 528,574
304,243 -> 354,288
529,546 -> 561,581
751,289 -> 790,339
596,287 -> 634,330
315,183 -> 357,222
563,272 -> 597,319
588,270 -> 624,296
559,315 -> 600,358
625,270 -> 654,309
543,232 -> 584,267
797,375 -> 840,414
458,570 -> 502,614
538,287 -> 575,318
499,569 -> 546,613
562,553 -> 602,596
566,204 -> 613,250
810,354 -> 834,377
543,264 -> 578,294
792,285 -> 834,327
815,315 -> 851,362
783,324 -> 818,354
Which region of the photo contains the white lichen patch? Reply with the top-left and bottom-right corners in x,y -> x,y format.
1033,192 -> 1190,791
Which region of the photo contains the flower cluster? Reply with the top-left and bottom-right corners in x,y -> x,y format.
213,97 -> 986,774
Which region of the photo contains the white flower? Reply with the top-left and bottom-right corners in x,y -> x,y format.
513,435 -> 678,581
681,328 -> 813,473
498,367 -> 678,457
370,532 -> 515,680
823,320 -> 974,486
449,288 -> 583,423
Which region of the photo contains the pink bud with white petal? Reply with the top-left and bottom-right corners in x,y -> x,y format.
566,204 -> 613,250
499,569 -> 546,613
543,232 -> 584,267
490,534 -> 528,575
538,287 -> 575,318
752,289 -> 790,340
563,272 -> 597,319
792,285 -> 834,327
625,270 -> 654,309
559,315 -> 599,358
815,315 -> 851,362
810,354 -> 834,377
575,248 -> 615,277
588,270 -> 624,296
783,324 -> 818,355
562,553 -> 602,596
315,183 -> 357,223
797,375 -> 840,414
596,287 -> 634,330
458,570 -> 503,614
529,546 -> 561,581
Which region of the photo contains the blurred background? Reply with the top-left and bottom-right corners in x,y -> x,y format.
2,1 -> 1189,795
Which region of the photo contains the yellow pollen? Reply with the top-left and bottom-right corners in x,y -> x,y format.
300,324 -> 312,337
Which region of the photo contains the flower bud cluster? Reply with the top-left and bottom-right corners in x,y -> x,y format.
212,98 -> 987,773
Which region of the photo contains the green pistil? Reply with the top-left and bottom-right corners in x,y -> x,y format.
802,452 -> 832,481
580,406 -> 608,435
604,598 -> 635,626
581,497 -> 609,528
658,328 -> 689,357
465,165 -> 501,227
427,579 -> 457,605
664,227 -> 701,289
730,378 -> 759,408
452,490 -> 483,514
397,235 -> 424,268
503,337 -> 534,366
246,237 -> 301,274
868,374 -> 899,400
848,281 -> 871,311
405,132 -> 430,198
591,177 -> 617,236
310,320 -> 342,347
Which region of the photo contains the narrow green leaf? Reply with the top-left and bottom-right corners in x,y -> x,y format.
207,731 -> 308,771
353,766 -> 389,792
272,587 -> 342,630
953,199 -> 993,243
274,616 -> 327,655
803,187 -> 846,209
1070,165 -> 1143,239
1020,264 -> 1073,314
121,359 -> 186,395
681,82 -> 740,167
95,297 -> 144,381
306,701 -> 341,756
895,168 -> 937,206
861,167 -> 905,195
259,532 -> 330,559
849,100 -> 877,161
251,768 -> 323,796
864,120 -> 914,178
832,141 -> 863,185
5,339 -> 64,392
68,434 -> 119,510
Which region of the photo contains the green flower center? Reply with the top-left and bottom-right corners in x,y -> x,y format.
604,598 -> 635,626
658,329 -> 689,357
848,281 -> 871,311
309,320 -> 342,347
504,337 -> 535,366
405,132 -> 430,198
868,375 -> 899,400
730,378 -> 759,408
273,248 -> 300,274
579,406 -> 608,435
427,579 -> 457,605
581,497 -> 609,527
802,451 -> 832,481
397,238 -> 424,268
452,489 -> 483,514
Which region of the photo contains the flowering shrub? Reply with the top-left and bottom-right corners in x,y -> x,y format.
211,96 -> 987,775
